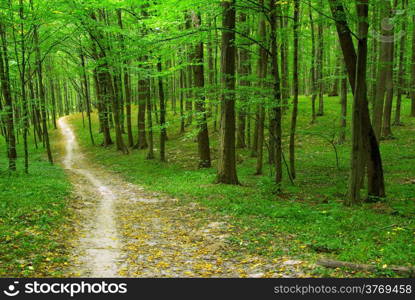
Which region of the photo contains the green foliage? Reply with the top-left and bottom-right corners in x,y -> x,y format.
0,133 -> 71,277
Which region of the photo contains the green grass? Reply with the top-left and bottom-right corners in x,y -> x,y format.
70,94 -> 415,277
0,128 -> 72,277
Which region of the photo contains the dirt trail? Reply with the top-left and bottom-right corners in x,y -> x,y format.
58,116 -> 307,278
59,117 -> 122,277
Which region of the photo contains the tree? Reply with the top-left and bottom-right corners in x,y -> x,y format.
270,0 -> 283,186
255,0 -> 267,176
217,0 -> 238,184
157,59 -> 167,163
410,6 -> 415,117
191,12 -> 211,168
289,0 -> 300,179
0,19 -> 17,171
329,0 -> 385,204
32,1 -> 53,165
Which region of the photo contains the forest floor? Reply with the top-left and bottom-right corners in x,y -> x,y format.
58,117 -> 311,277
1,95 -> 414,278
0,130 -> 71,277
68,95 -> 415,278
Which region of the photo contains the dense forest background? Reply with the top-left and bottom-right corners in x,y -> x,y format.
0,0 -> 414,277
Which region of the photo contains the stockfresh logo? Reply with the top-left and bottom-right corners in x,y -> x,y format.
3,281 -> 20,297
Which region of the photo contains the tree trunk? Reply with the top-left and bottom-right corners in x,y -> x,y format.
373,1 -> 393,140
157,59 -> 167,162
80,51 -> 95,145
270,0 -> 283,186
146,78 -> 154,160
255,0 -> 267,175
179,67 -> 186,134
289,0 -> 300,179
338,66 -> 348,144
0,21 -> 17,171
136,77 -> 148,149
329,0 -> 385,204
32,15 -> 53,165
117,9 -> 134,147
393,1 -> 406,127
316,0 -> 325,117
309,8 -> 317,124
236,12 -> 250,149
411,13 -> 415,117
216,0 -> 238,184
192,12 -> 211,168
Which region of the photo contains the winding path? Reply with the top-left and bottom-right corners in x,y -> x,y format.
58,116 -> 306,278
59,117 -> 121,277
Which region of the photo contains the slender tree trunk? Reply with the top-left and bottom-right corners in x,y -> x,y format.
279,5 -> 290,113
191,12 -> 211,168
80,52 -> 95,145
117,9 -> 134,147
381,1 -> 397,139
0,22 -> 17,171
393,2 -> 406,127
270,0 -> 283,186
255,0 -> 267,175
33,17 -> 53,164
339,66 -> 348,144
236,12 -> 250,149
316,1 -> 325,117
411,13 -> 415,117
136,77 -> 148,149
157,59 -> 167,162
373,1 -> 393,140
146,78 -> 154,160
179,67 -> 186,134
309,8 -> 317,124
289,0 -> 300,179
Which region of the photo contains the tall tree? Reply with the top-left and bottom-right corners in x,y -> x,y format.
0,19 -> 17,170
329,0 -> 385,204
236,12 -> 250,149
157,59 -> 167,162
217,0 -> 238,184
191,12 -> 211,168
32,1 -> 53,165
289,0 -> 300,179
270,0 -> 283,186
410,6 -> 415,117
255,0 -> 267,175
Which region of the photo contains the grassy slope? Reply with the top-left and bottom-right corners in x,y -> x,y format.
0,127 -> 71,277
70,95 -> 415,277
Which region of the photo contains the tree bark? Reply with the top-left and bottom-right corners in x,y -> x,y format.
0,21 -> 17,171
157,59 -> 167,162
393,0 -> 406,126
191,12 -> 211,168
411,13 -> 415,117
236,12 -> 250,149
309,8 -> 317,124
289,0 -> 300,179
217,0 -> 238,184
329,0 -> 385,204
338,66 -> 348,144
32,12 -> 53,165
270,0 -> 283,186
255,0 -> 267,175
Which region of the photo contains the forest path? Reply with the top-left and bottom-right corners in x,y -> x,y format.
58,116 -> 307,278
